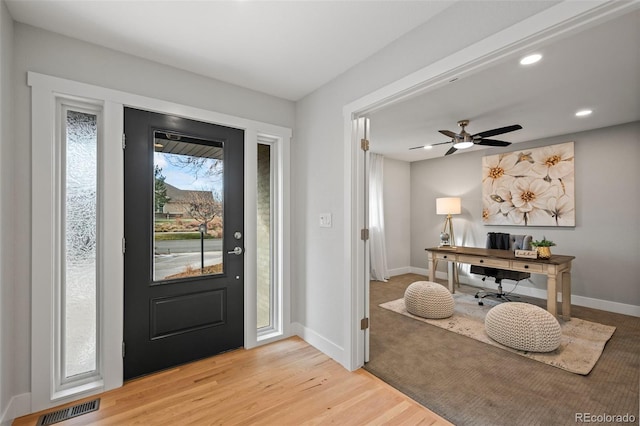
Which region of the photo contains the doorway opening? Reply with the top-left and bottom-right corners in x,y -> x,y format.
344,2 -> 634,370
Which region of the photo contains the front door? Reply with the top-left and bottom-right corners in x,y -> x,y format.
123,107 -> 244,380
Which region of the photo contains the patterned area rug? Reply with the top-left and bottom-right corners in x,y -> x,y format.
380,294 -> 616,375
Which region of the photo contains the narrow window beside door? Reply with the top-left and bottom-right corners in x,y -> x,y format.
257,143 -> 272,329
60,104 -> 100,387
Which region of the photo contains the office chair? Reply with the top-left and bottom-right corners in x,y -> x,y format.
472,233 -> 532,305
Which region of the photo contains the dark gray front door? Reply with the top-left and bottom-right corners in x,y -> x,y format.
123,107 -> 244,380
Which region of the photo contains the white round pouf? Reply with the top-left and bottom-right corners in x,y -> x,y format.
404,281 -> 454,319
485,302 -> 561,352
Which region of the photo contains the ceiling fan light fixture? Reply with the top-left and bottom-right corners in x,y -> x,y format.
452,141 -> 474,149
452,131 -> 474,149
520,53 -> 542,65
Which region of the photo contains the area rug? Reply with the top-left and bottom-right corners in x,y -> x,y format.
380,294 -> 616,375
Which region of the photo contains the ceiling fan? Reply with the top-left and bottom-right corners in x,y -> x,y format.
410,120 -> 522,156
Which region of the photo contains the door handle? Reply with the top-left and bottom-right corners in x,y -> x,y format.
227,246 -> 243,256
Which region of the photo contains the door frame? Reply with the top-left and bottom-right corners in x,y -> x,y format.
341,1 -> 637,371
29,72 -> 291,412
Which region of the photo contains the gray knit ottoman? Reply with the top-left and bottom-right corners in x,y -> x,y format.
485,302 -> 561,352
404,281 -> 454,319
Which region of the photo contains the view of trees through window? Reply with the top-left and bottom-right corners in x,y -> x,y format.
153,133 -> 224,281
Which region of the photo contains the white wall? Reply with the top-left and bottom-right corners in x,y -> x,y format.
9,22 -> 295,407
382,157 -> 410,275
292,1 -> 556,367
0,0 -> 14,423
410,122 -> 640,310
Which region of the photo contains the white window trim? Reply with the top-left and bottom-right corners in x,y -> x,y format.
256,136 -> 288,342
29,72 -> 291,412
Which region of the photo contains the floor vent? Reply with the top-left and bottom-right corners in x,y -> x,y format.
37,399 -> 100,426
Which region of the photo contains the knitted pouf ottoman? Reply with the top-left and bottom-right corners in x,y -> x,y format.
404,281 -> 454,319
485,302 -> 561,352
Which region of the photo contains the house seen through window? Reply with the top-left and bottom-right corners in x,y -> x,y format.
153,131 -> 224,281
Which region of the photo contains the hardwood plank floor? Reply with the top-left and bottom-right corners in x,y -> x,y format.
14,337 -> 450,425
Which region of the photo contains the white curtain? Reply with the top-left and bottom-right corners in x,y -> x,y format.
369,153 -> 389,282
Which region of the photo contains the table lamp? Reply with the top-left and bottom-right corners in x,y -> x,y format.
436,197 -> 461,247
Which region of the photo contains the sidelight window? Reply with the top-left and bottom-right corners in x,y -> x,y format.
256,137 -> 283,338
257,143 -> 273,329
58,102 -> 102,389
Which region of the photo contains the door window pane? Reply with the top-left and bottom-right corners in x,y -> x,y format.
64,109 -> 98,379
153,131 -> 224,281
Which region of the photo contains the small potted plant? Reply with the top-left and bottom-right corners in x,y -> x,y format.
530,236 -> 556,259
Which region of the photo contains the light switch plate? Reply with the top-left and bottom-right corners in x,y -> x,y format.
319,213 -> 332,228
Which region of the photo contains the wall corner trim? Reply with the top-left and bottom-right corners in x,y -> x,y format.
291,322 -> 348,370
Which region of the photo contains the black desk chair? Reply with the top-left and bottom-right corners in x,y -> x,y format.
472,233 -> 532,305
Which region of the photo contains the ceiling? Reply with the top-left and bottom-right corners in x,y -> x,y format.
5,0 -> 454,101
6,1 -> 639,159
369,9 -> 640,162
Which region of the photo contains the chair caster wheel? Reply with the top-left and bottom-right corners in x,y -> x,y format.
474,294 -> 479,298
478,301 -> 484,306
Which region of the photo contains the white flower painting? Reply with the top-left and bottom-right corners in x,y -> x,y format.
482,142 -> 575,226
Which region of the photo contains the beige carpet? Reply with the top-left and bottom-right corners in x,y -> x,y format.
380,293 -> 615,375
367,274 -> 639,425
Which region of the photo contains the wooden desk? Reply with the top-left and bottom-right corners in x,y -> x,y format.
425,246 -> 575,320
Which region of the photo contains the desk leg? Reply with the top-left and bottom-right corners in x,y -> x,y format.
547,274 -> 558,318
453,263 -> 460,288
428,252 -> 436,282
447,262 -> 455,294
562,270 -> 572,321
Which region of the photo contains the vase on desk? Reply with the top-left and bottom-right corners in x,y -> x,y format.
536,246 -> 552,259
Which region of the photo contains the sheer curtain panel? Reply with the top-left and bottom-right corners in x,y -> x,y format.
369,153 -> 389,281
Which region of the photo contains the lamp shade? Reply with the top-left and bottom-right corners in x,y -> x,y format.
436,197 -> 461,215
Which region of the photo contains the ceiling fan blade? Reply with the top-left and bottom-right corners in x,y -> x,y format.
444,146 -> 457,156
473,124 -> 522,138
439,130 -> 458,138
476,139 -> 512,147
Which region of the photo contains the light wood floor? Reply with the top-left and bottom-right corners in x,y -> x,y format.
14,336 -> 450,425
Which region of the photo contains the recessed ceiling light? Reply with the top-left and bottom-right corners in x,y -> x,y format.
423,145 -> 433,150
520,54 -> 542,65
575,109 -> 593,117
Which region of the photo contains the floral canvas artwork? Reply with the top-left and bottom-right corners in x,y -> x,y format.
482,142 -> 575,226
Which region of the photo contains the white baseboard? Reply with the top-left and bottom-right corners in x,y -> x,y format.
459,275 -> 640,317
0,392 -> 31,425
387,267 -> 411,277
409,266 -> 428,276
408,267 -> 451,281
567,295 -> 640,317
291,322 -> 346,368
